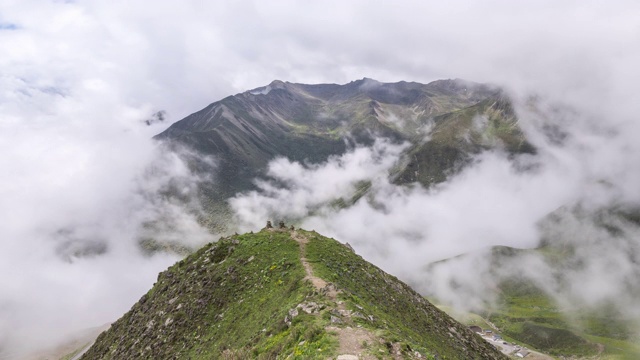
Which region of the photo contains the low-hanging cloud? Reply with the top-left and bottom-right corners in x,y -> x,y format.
0,84 -> 215,357
0,140 -> 216,357
2,0 -> 640,356
230,138 -> 408,229
230,93 -> 640,332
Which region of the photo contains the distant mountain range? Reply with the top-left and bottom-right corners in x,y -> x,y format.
154,78 -> 533,230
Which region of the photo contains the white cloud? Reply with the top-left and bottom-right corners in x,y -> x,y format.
229,91 -> 640,329
2,0 -> 640,355
230,138 -> 408,230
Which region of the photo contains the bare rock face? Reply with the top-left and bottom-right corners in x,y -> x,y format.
344,242 -> 355,252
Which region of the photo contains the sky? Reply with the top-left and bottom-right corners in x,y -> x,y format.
1,0 -> 640,357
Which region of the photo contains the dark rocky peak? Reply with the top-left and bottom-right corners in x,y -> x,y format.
354,77 -> 381,87
269,79 -> 287,88
246,79 -> 290,96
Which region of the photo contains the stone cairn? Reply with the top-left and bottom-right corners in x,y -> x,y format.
265,220 -> 294,230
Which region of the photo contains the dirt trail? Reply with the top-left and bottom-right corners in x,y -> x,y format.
290,230 -> 393,360
291,230 -> 335,297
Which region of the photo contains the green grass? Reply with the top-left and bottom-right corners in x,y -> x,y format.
82,229 -> 507,359
428,242 -> 640,359
484,279 -> 596,357
583,334 -> 640,360
465,277 -> 640,359
303,230 -> 507,360
82,230 -> 340,359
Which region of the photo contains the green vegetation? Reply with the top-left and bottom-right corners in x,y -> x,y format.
487,279 -> 640,358
480,272 -> 637,358
82,229 -> 506,359
394,95 -> 535,187
83,230 -> 332,359
303,230 -> 507,359
468,276 -> 637,359
430,241 -> 640,359
153,79 -> 528,235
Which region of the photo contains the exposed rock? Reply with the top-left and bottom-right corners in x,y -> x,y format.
288,308 -> 299,318
297,301 -> 320,314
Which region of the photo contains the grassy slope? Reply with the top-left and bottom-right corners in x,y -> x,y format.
81,229 -> 506,359
82,231 -> 330,359
432,245 -> 640,359
485,278 -> 640,359
303,230 -> 506,360
394,95 -> 534,188
487,279 -> 598,357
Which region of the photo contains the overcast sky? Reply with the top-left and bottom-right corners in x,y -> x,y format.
2,0 -> 640,357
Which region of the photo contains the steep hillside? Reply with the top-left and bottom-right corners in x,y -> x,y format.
81,227 -> 506,359
394,94 -> 535,186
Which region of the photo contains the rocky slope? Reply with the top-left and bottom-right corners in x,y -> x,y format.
81,227 -> 506,359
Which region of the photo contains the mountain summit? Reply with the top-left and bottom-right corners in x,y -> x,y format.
154,79 -> 533,231
81,227 -> 506,359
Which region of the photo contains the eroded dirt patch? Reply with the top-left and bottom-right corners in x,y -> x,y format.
327,326 -> 381,360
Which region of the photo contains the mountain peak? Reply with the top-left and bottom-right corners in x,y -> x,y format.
347,77 -> 381,87
81,228 -> 507,359
268,79 -> 287,88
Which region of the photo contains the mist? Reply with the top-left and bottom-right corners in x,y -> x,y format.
0,62 -> 216,357
230,88 -> 640,330
0,123 -> 215,357
2,0 -> 640,357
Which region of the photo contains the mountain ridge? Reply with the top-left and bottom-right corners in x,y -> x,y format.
152,78 -> 533,233
81,227 -> 507,359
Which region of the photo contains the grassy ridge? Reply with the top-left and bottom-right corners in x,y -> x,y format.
82,231 -> 337,359
81,229 -> 507,359
304,230 -> 507,360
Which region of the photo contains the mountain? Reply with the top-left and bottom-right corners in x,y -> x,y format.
80,227 -> 507,359
154,79 -> 533,230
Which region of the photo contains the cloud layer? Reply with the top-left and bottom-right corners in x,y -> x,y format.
2,0 -> 640,356
230,91 -> 640,331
